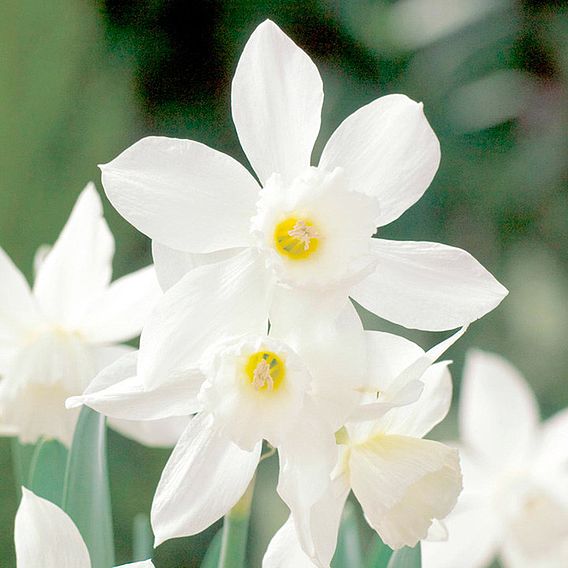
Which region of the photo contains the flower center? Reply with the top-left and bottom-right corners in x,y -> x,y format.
244,351 -> 286,392
274,217 -> 320,260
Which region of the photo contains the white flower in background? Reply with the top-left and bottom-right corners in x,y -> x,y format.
14,487 -> 153,568
422,350 -> 568,568
264,331 -> 464,568
100,19 -> 507,333
0,183 -> 166,446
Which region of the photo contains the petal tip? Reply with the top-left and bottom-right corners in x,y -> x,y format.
65,396 -> 83,409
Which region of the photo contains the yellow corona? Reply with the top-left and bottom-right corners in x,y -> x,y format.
274,217 -> 320,260
244,351 -> 286,392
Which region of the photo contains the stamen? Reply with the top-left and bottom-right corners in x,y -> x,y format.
244,350 -> 285,392
274,216 -> 321,260
252,359 -> 274,391
287,220 -> 320,251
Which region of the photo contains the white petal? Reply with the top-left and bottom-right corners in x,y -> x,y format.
138,249 -> 270,389
271,288 -> 367,429
0,246 -> 41,339
116,562 -> 155,568
269,284 -> 349,340
232,20 -> 323,184
89,347 -> 136,392
101,137 -> 259,253
33,244 -> 52,277
350,435 -> 462,549
425,519 -> 448,542
276,473 -> 351,568
319,94 -> 440,227
351,239 -> 508,331
264,475 -> 350,568
0,379 -> 79,446
276,399 -> 338,558
263,517 -> 318,568
152,413 -> 261,545
350,327 -> 465,424
67,351 -> 202,420
363,331 -> 425,393
33,183 -> 115,326
15,487 -> 91,568
421,505 -> 499,568
537,408 -> 568,472
4,330 -> 99,394
79,265 -> 161,343
307,475 -> 351,567
460,349 -> 539,467
0,334 -> 94,446
387,326 -> 465,395
379,362 -> 453,438
0,416 -> 19,436
501,539 -> 568,568
347,381 -> 425,424
500,494 -> 568,568
109,415 -> 189,448
152,241 -> 239,291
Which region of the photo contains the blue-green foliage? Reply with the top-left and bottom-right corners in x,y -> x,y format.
28,439 -> 68,507
63,407 -> 115,568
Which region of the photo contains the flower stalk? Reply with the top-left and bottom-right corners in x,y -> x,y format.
218,476 -> 256,568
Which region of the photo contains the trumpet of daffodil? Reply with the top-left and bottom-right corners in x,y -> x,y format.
263,330 -> 464,568
68,251 -> 462,553
0,183 -> 170,447
14,487 -> 153,568
422,350 -> 568,568
100,19 -> 507,333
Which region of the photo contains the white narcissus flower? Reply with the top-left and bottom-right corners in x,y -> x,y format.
14,487 -> 153,568
100,19 -> 507,333
0,183 -> 179,447
67,252 -> 365,550
264,330 -> 464,568
422,350 -> 568,568
70,254 -> 464,565
68,252 -> 458,554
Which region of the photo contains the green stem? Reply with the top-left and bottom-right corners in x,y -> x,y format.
218,476 -> 256,568
10,438 -> 36,499
132,513 -> 153,561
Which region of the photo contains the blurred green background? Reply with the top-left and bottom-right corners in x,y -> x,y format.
1,0 -> 567,566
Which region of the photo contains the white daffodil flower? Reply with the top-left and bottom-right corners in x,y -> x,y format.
67,251 -> 369,550
70,256 -> 464,566
422,350 -> 568,568
67,249 -> 463,554
14,487 -> 153,568
100,19 -> 507,333
264,331 -> 464,568
0,183 -> 173,447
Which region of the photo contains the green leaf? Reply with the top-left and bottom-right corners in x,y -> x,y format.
200,528 -> 223,568
62,407 -> 115,568
28,438 -> 68,506
10,439 -> 36,498
218,478 -> 255,568
331,501 -> 362,568
133,513 -> 154,562
365,535 -> 393,568
386,543 -> 421,568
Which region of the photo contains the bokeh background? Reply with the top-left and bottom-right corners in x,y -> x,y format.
1,0 -> 567,566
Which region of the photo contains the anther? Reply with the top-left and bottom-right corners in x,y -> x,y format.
252,359 -> 274,391
288,220 -> 320,251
